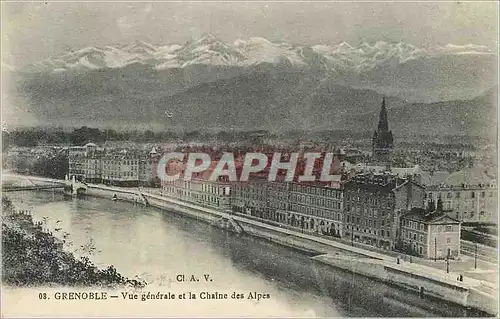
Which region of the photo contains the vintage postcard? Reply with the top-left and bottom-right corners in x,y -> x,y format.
1,1 -> 498,317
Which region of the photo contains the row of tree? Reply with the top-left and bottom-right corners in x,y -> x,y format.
6,153 -> 69,180
3,126 -> 382,150
3,127 -> 282,148
427,198 -> 444,213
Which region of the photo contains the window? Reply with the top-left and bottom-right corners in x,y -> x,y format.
446,237 -> 451,244
471,192 -> 475,198
445,225 -> 452,232
419,223 -> 424,231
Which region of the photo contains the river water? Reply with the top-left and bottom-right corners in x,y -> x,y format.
5,191 -> 486,317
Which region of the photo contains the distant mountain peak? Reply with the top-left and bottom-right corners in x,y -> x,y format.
18,37 -> 496,103
196,33 -> 218,42
120,40 -> 157,53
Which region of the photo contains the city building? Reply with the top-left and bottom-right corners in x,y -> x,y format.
68,143 -> 158,186
139,147 -> 161,187
343,173 -> 425,250
231,179 -> 271,217
84,143 -> 103,183
425,166 -> 497,224
372,97 -> 394,165
68,144 -> 91,181
400,208 -> 461,259
101,149 -> 142,187
231,178 -> 344,237
162,178 -> 232,210
161,162 -> 232,210
288,182 -> 344,236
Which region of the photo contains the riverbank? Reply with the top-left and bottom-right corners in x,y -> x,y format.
4,174 -> 498,316
1,196 -> 146,288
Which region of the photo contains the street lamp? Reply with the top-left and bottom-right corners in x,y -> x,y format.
474,242 -> 478,269
434,237 -> 437,262
446,248 -> 450,274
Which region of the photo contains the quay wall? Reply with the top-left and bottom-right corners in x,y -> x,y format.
468,287 -> 497,315
86,186 -> 139,202
313,256 -> 387,279
384,265 -> 468,306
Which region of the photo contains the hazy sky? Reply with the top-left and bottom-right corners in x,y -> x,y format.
2,1 -> 498,67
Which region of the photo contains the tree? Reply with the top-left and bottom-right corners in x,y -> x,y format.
437,197 -> 443,212
427,200 -> 436,212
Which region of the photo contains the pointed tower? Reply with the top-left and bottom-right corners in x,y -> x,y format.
372,97 -> 394,165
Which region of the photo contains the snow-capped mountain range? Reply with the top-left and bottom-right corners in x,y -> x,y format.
23,33 -> 495,74
4,33 -> 496,136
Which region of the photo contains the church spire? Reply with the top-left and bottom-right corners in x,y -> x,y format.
372,96 -> 394,165
377,96 -> 389,132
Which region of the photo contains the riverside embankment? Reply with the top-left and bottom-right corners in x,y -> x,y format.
4,174 -> 498,316
1,196 -> 146,288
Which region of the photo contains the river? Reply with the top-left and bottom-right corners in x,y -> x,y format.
4,191 -> 486,317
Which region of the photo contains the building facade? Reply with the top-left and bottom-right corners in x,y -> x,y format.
426,185 -> 497,224
84,143 -> 103,183
425,167 -> 497,224
69,143 -> 157,187
343,174 -> 425,250
231,179 -> 344,237
400,208 -> 461,259
162,177 -> 232,210
68,146 -> 86,181
288,183 -> 344,236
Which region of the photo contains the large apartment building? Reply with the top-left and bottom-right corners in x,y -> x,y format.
162,177 -> 232,210
231,179 -> 344,237
425,166 -> 497,224
68,143 -> 159,186
83,143 -> 103,183
342,173 -> 425,250
288,182 -> 344,237
68,145 -> 89,181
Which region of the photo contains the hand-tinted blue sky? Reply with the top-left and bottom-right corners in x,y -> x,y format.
2,1 -> 498,67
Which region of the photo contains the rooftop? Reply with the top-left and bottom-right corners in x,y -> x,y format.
444,165 -> 495,187
402,208 -> 460,224
344,173 -> 409,191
